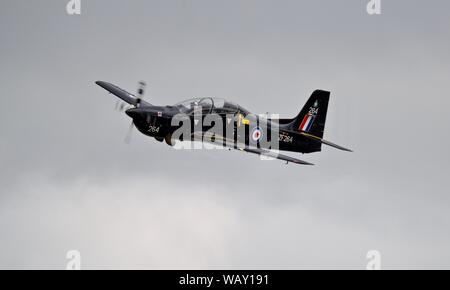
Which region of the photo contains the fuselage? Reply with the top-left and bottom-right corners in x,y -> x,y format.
96,81 -> 352,165
126,102 -> 320,154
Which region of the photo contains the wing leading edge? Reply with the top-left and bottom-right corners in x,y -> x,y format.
95,81 -> 152,107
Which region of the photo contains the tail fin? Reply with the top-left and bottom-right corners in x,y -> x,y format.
290,90 -> 330,139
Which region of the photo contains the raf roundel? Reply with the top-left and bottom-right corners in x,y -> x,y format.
251,127 -> 263,142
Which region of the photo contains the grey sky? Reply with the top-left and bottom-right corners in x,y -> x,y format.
1,0 -> 450,269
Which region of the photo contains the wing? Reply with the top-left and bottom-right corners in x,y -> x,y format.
192,132 -> 314,165
242,147 -> 314,165
95,81 -> 152,107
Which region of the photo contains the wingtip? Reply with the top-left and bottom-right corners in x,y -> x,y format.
342,147 -> 354,152
337,148 -> 351,153
95,81 -> 114,91
293,159 -> 314,166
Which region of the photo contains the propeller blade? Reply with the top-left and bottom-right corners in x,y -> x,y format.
137,81 -> 146,96
136,81 -> 146,107
124,121 -> 134,144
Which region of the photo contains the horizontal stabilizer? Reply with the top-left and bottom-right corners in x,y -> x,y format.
300,132 -> 353,152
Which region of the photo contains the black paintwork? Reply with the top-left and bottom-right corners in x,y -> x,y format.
95,81 -> 352,165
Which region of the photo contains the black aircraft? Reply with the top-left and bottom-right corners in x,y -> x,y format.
96,81 -> 352,165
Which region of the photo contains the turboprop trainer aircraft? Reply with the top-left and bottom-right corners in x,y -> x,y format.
96,81 -> 352,165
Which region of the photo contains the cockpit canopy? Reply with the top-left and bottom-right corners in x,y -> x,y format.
174,97 -> 250,115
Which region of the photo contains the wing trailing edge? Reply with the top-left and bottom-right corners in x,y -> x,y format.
242,147 -> 314,165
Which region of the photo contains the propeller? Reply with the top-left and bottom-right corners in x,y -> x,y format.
124,120 -> 134,144
124,81 -> 147,143
114,81 -> 146,112
115,100 -> 130,112
136,81 -> 146,107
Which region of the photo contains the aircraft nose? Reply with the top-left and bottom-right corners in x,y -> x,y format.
125,108 -> 143,119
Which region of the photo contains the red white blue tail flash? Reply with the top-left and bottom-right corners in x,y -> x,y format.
299,100 -> 319,132
299,114 -> 315,132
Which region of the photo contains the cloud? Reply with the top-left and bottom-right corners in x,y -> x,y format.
1,0 -> 450,269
